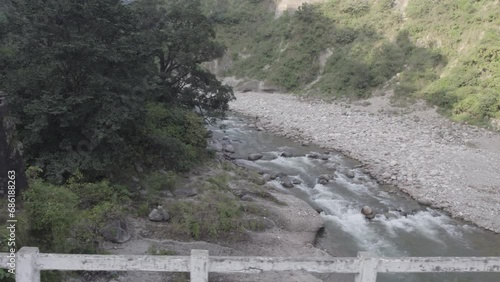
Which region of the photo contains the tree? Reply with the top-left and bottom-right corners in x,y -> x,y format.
133,0 -> 234,117
1,0 -> 150,181
1,0 -> 233,182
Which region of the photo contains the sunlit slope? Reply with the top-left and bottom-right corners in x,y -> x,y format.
205,0 -> 500,126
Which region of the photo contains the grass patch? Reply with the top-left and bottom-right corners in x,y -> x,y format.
166,190 -> 243,241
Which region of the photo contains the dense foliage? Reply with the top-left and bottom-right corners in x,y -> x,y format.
0,0 -> 233,182
208,0 -> 500,126
0,1 -> 233,280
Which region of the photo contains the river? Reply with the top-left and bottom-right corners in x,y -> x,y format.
210,113 -> 500,282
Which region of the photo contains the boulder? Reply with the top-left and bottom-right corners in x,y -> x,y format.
291,178 -> 302,185
317,179 -> 328,185
248,153 -> 263,161
269,173 -> 279,180
101,220 -> 131,244
280,177 -> 294,188
361,206 -> 373,216
280,152 -> 294,158
223,144 -> 235,153
418,197 -> 433,206
148,206 -> 170,222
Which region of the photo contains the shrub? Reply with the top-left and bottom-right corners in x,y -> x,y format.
142,103 -> 208,171
23,180 -> 79,252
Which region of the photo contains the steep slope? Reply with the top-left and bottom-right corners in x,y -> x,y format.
205,0 -> 500,127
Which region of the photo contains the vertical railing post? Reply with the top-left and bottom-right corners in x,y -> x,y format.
190,249 -> 209,282
16,247 -> 40,282
355,252 -> 378,282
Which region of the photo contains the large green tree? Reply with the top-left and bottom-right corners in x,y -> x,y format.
1,0 -> 233,182
132,0 -> 233,116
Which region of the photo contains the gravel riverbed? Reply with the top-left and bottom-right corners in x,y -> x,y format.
230,91 -> 500,233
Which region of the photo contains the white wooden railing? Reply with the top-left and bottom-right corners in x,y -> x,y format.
1,247 -> 500,282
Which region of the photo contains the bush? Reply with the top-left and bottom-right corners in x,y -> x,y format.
142,103 -> 208,171
23,180 -> 79,252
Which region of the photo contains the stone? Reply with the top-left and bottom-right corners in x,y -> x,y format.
280,177 -> 294,188
269,173 -> 279,180
317,179 -> 328,185
291,178 -> 302,185
223,144 -> 235,153
101,220 -> 131,244
418,197 -> 433,206
148,206 -> 170,222
280,152 -> 294,158
248,153 -> 263,161
361,206 -> 373,216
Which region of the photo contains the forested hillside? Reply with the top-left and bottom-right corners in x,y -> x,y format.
204,0 -> 500,126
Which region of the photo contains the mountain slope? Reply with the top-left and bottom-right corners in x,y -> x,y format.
205,0 -> 500,127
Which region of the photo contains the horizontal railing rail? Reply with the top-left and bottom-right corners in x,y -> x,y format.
1,247 -> 499,282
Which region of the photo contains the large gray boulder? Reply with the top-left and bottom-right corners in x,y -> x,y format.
101,220 -> 131,244
148,206 -> 170,222
223,144 -> 235,153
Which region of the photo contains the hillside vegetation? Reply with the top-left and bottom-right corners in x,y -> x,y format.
204,0 -> 500,126
0,1 -> 234,280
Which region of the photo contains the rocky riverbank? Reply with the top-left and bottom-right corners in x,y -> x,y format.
230,91 -> 500,233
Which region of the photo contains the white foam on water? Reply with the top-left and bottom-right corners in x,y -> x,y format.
334,174 -> 373,195
321,210 -> 396,253
266,156 -> 318,175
